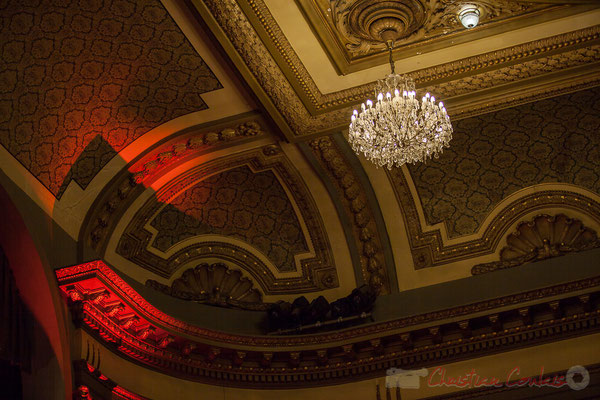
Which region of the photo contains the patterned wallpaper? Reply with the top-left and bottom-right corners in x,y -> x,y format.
0,0 -> 222,197
150,166 -> 308,272
409,87 -> 600,238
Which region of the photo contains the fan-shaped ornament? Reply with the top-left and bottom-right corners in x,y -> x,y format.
472,214 -> 600,275
146,263 -> 266,310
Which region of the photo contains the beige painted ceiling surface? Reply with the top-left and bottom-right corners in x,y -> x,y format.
269,0 -> 600,91
195,0 -> 599,141
1,0 -> 600,307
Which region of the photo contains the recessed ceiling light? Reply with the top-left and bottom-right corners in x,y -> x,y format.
459,6 -> 480,29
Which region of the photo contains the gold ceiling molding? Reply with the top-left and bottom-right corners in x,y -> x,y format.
411,28 -> 600,85
116,147 -> 338,294
447,71 -> 600,121
244,1 -> 599,110
306,0 -> 564,72
130,120 -> 264,185
472,214 -> 600,275
80,115 -> 268,255
195,0 -> 600,139
386,168 -> 600,268
199,0 -> 321,136
57,261 -> 600,387
336,0 -> 427,48
309,136 -> 391,294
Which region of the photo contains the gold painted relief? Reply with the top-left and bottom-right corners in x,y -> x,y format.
197,0 -> 600,140
116,147 -> 338,294
310,136 -> 391,293
299,0 -> 570,73
387,88 -> 600,268
472,214 -> 600,274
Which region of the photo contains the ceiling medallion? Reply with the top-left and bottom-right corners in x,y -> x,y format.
348,35 -> 453,168
341,0 -> 427,53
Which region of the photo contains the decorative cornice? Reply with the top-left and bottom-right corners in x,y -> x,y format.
309,136 -> 390,294
130,120 -> 264,185
297,0 -> 584,74
422,44 -> 600,99
195,0 -> 600,139
56,260 -> 600,387
445,69 -> 600,121
472,214 -> 600,275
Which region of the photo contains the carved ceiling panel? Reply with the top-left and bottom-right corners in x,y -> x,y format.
82,117 -> 267,255
199,0 -> 599,140
148,165 -> 308,272
309,136 -> 393,294
0,0 -> 222,197
472,214 -> 600,275
323,0 -> 553,59
116,147 -> 337,294
408,87 -> 600,238
146,263 -> 266,310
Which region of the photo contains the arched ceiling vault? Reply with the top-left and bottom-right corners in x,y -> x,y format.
1,0 -> 599,328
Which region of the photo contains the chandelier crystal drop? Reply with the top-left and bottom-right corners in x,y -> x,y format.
348,45 -> 453,169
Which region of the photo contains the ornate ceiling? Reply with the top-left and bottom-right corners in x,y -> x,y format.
197,0 -> 600,139
0,0 -> 224,196
1,0 -> 600,395
297,0 -> 583,73
0,0 -> 597,296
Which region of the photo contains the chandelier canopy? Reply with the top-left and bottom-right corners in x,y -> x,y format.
348,44 -> 453,169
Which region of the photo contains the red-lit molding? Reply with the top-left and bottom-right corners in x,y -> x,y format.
73,359 -> 148,400
56,261 -> 600,388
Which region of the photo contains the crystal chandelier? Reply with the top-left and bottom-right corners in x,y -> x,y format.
348,43 -> 453,169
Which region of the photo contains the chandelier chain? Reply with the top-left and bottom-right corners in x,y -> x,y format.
388,42 -> 395,74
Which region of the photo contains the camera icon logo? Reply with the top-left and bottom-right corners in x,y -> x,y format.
386,367 -> 429,389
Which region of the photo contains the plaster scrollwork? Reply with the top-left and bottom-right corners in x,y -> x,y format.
309,136 -> 390,293
472,214 -> 600,274
329,0 -> 541,56
146,263 -> 267,310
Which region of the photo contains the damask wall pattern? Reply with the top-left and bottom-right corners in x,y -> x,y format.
0,0 -> 222,197
408,87 -> 600,238
150,165 -> 308,272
